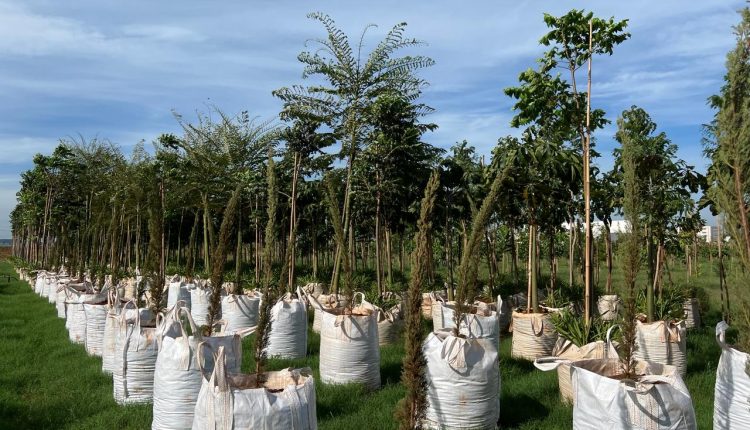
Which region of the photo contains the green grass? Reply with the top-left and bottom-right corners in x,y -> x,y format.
0,259 -> 722,429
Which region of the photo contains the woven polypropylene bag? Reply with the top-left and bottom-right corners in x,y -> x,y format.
714,321 -> 750,429
422,332 -> 500,430
319,308 -> 380,390
112,304 -> 159,405
549,336 -> 617,404
597,294 -> 621,321
221,293 -> 260,334
192,346 -> 317,430
84,302 -> 108,356
571,359 -> 696,430
266,289 -> 308,359
189,283 -> 212,327
634,319 -> 687,376
166,275 -> 191,310
309,293 -> 348,333
510,311 -> 557,361
152,303 -> 242,430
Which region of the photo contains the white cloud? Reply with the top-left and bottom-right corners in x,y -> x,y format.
0,136 -> 61,165
0,2 -> 117,57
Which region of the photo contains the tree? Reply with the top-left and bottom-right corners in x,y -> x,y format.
614,106 -> 702,321
536,9 -> 630,320
704,7 -> 750,350
274,13 -> 433,294
280,118 -> 334,290
357,92 -> 439,294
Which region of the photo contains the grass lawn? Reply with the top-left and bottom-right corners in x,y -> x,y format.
0,258 -> 722,429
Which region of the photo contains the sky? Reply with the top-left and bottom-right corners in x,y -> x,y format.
0,0 -> 745,238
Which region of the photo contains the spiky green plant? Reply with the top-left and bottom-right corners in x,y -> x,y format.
144,173 -> 165,314
618,110 -> 643,379
551,310 -> 613,348
453,152 -> 515,335
395,170 -> 439,430
206,183 -> 243,333
255,151 -> 279,380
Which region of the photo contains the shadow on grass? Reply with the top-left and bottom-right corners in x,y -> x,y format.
501,393 -> 551,427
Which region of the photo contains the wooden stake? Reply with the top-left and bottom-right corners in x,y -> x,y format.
584,19 -> 594,322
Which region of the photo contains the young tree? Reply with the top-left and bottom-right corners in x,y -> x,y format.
536,9 -> 630,320
705,7 -> 750,349
274,13 -> 433,293
614,106 -> 702,321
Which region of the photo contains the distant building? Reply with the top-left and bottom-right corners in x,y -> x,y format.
561,219 -> 631,241
563,220 -> 719,244
697,225 -> 719,244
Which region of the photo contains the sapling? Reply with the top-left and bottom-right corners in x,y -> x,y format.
395,170 -> 439,430
453,154 -> 515,336
206,183 -> 244,334
254,151 -> 279,380
144,184 -> 165,315
705,7 -> 750,352
618,110 -> 642,379
324,174 -> 353,311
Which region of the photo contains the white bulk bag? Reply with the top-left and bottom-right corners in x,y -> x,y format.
152,303 -> 242,430
597,294 -> 621,320
189,280 -> 211,327
714,321 -> 750,429
113,302 -> 159,405
65,286 -> 103,342
422,332 -> 500,430
511,311 -> 557,361
571,359 -> 696,430
267,288 -> 308,359
535,327 -> 618,404
302,282 -> 326,299
102,306 -> 121,375
34,272 -> 47,295
83,301 -> 108,356
47,276 -> 62,304
319,307 -> 380,390
497,295 -> 512,333
41,275 -> 53,298
192,346 -> 317,430
167,275 -> 191,309
309,293 -> 349,333
431,299 -> 456,331
431,299 -> 500,346
358,293 -> 404,346
634,319 -> 687,376
683,299 -> 701,329
221,292 -> 261,335
56,281 -> 72,318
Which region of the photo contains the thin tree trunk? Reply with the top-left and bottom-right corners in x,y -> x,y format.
375,173 -> 383,295
605,224 -> 613,293
385,226 -> 393,290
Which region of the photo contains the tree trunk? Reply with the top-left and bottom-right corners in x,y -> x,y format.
605,224 -> 613,293
235,204 -> 243,292
375,173 -> 383,295
528,224 -> 538,313
202,193 -> 211,271
385,226 -> 393,290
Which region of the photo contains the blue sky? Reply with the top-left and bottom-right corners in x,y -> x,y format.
0,0 -> 744,238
